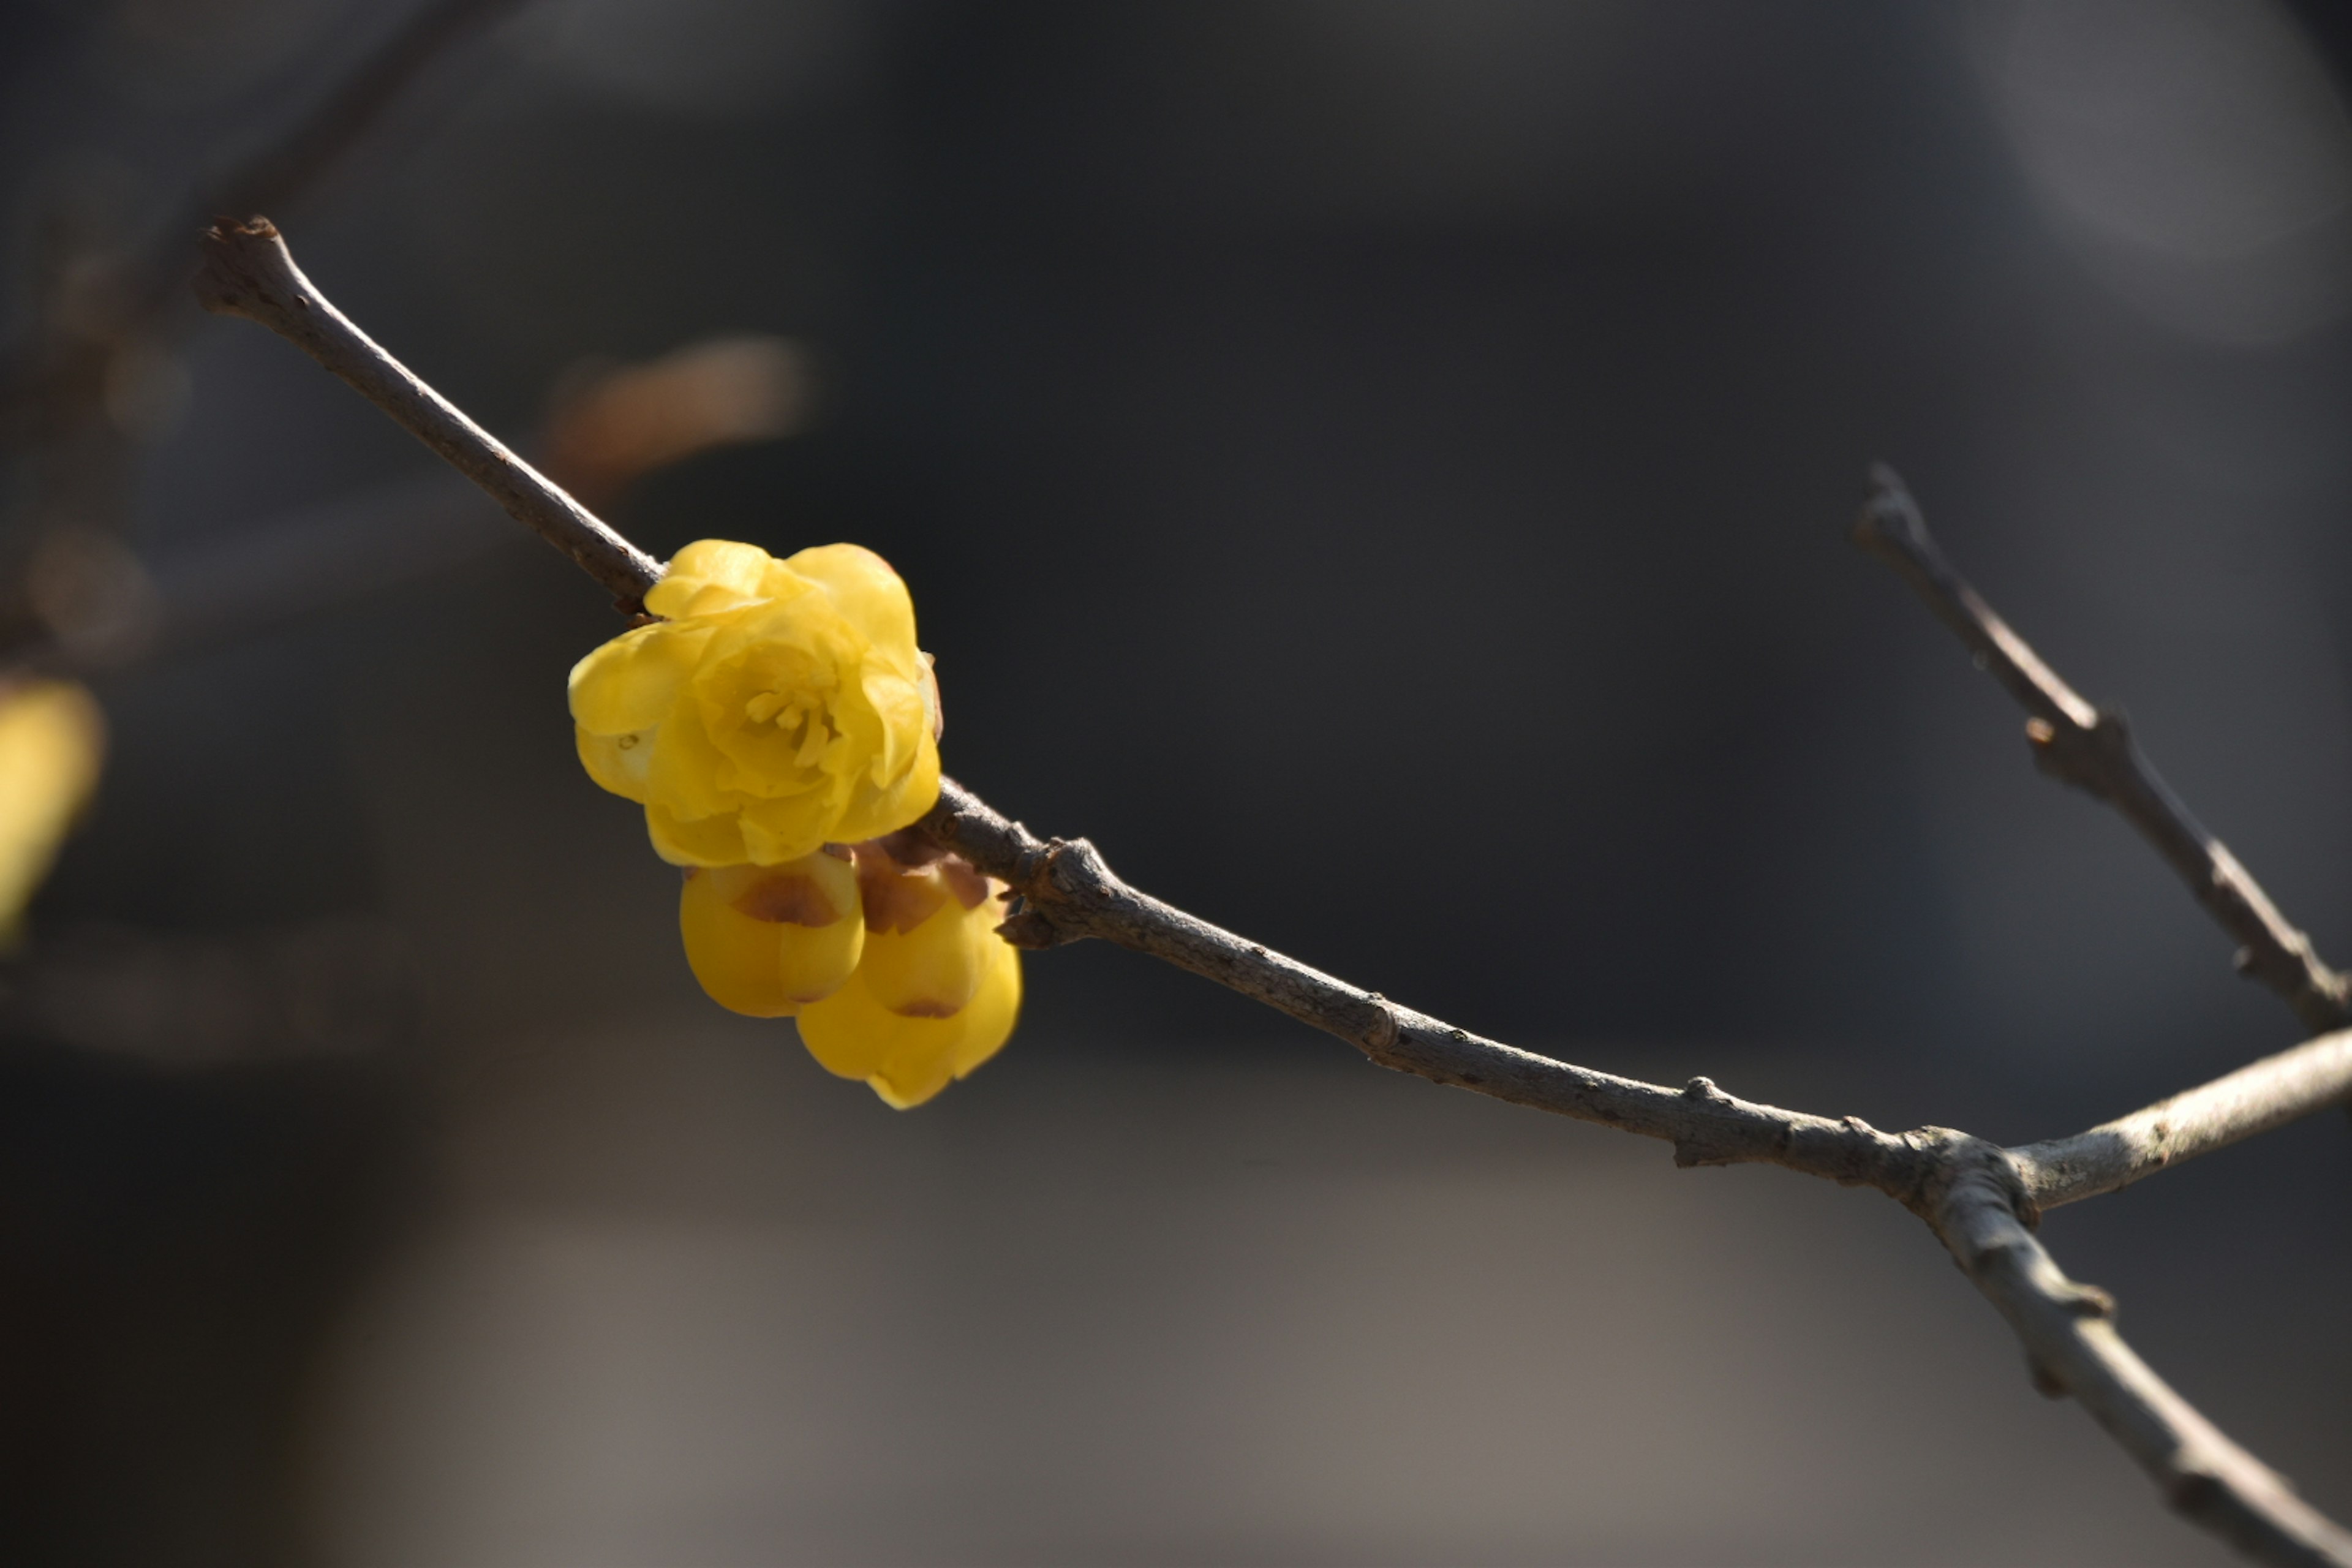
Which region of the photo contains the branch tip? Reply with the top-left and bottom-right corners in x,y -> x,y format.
193,221 -> 2352,1568
1855,474 -> 2352,1035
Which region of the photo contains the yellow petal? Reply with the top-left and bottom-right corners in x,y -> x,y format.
873,931 -> 1020,1106
679,855 -> 864,1016
858,885 -> 989,1018
568,621 -> 713,734
645,699 -> 738,819
735,788 -> 841,867
943,931 -> 1022,1082
833,735 -> 940,845
646,540 -> 775,618
773,853 -> 867,1001
785,544 -> 919,666
0,681 -> 104,946
794,888 -> 1022,1109
855,666 -> 927,783
646,799 -> 748,866
575,724 -> 655,802
794,965 -> 968,1085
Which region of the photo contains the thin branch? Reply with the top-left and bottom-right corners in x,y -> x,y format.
920,775 -> 2352,1566
0,333 -> 809,676
916,778 -> 1935,1187
191,218 -> 660,611
1853,466 -> 2351,1035
2010,1030 -> 2352,1210
1929,1159 -> 2352,1567
195,218 -> 2352,1568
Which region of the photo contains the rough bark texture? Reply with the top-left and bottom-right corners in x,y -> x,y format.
2012,1030 -> 2352,1210
196,218 -> 2352,1568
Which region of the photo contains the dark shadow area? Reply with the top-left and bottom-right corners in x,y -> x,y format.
2,1 -> 2350,1561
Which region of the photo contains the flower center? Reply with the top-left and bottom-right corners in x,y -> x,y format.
745,687 -> 837,768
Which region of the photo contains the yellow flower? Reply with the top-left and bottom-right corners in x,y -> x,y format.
570,540 -> 941,865
0,680 -> 104,948
850,843 -> 997,1017
678,849 -> 865,1016
796,845 -> 1022,1107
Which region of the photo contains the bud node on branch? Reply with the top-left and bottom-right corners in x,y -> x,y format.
195,219 -> 2352,1568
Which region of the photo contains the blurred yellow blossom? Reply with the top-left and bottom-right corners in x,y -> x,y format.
0,680 -> 105,946
571,540 -> 940,865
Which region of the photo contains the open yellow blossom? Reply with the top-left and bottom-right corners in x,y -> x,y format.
571,540 -> 940,865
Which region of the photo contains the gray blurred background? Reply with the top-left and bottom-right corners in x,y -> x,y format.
2,1 -> 2350,1562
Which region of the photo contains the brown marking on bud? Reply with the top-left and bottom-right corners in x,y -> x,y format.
939,857 -> 990,910
872,827 -> 945,868
854,843 -> 950,933
892,998 -> 963,1020
731,872 -> 839,927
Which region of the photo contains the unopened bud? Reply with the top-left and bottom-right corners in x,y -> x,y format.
678,851 -> 864,1017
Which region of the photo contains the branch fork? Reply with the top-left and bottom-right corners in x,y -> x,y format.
194,219 -> 2352,1568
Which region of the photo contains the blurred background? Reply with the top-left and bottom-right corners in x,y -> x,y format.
2,1 -> 2350,1562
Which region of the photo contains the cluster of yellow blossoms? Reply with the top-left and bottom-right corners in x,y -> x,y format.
569,540 -> 1019,1107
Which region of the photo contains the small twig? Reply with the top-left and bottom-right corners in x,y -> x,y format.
2010,1030 -> 2352,1210
191,219 -> 660,611
1853,466 -> 2351,1035
197,219 -> 2352,1568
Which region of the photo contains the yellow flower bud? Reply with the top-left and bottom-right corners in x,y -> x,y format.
678,850 -> 864,1017
795,846 -> 1022,1107
851,845 -> 995,1018
570,541 -> 941,866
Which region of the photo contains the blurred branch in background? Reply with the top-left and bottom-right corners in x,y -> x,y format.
0,0 -> 535,692
0,0 -> 532,448
195,214 -> 2352,1568
0,0 -> 537,1062
0,332 -> 809,680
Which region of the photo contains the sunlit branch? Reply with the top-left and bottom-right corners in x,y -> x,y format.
2010,1030 -> 2352,1210
1931,1160 -> 2352,1567
194,217 -> 2352,1568
194,219 -> 660,609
